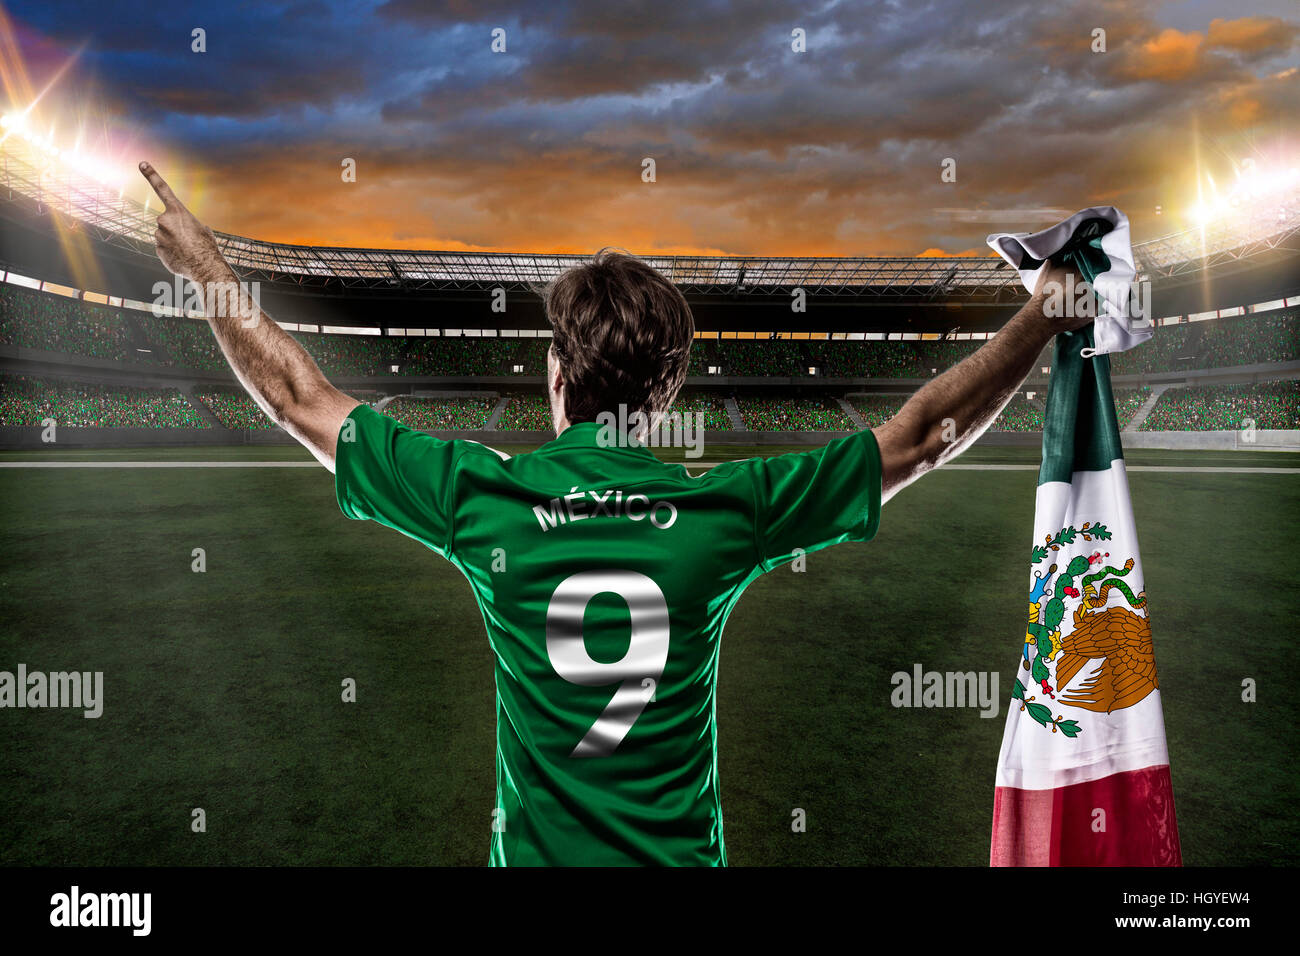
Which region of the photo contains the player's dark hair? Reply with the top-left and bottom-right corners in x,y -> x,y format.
542,247 -> 694,429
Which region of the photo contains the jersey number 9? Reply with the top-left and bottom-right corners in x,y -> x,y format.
546,570 -> 670,758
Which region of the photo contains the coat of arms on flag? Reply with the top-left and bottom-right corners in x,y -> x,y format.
986,209 -> 1181,866
1015,526 -> 1155,735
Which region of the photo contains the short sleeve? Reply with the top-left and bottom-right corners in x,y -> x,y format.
747,428 -> 882,572
334,403 -> 469,558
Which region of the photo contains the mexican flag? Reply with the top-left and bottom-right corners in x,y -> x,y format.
987,211 -> 1181,866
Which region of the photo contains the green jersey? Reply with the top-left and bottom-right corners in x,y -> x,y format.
334,404 -> 882,866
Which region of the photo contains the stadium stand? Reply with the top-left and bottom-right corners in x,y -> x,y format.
990,397 -> 1044,432
1113,387 -> 1151,429
849,395 -> 907,427
292,331 -> 386,376
0,285 -> 135,362
134,316 -> 536,378
914,339 -> 980,374
1110,307 -> 1298,375
1196,308 -> 1298,368
716,340 -> 806,377
668,391 -> 731,431
511,339 -> 550,374
399,337 -> 517,376
135,312 -> 228,371
737,395 -> 855,431
0,373 -> 208,427
385,396 -> 497,430
807,341 -> 927,378
3,278 -> 1296,440
1141,380 -> 1300,431
195,386 -> 278,429
1107,323 -> 1198,375
687,341 -> 713,376
496,394 -> 553,430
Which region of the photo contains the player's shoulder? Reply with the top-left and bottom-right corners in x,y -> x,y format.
351,406 -> 512,461
710,429 -> 880,478
459,439 -> 512,462
683,455 -> 761,483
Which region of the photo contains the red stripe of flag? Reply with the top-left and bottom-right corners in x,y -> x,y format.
992,765 -> 1182,866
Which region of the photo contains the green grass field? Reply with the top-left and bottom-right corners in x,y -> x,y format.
1,442 -> 1296,866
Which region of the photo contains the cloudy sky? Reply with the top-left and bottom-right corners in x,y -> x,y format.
4,0 -> 1297,256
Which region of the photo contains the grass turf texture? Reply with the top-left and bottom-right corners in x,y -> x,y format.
0,445 -> 1295,866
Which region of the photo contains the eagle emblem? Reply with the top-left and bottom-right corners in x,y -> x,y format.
1011,522 -> 1155,737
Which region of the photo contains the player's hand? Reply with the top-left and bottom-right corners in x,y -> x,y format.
138,161 -> 224,280
1032,260 -> 1091,336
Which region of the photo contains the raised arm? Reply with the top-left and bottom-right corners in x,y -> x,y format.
139,162 -> 359,471
871,263 -> 1085,505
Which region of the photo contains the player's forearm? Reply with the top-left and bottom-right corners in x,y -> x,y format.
190,257 -> 332,427
139,163 -> 359,470
895,294 -> 1055,469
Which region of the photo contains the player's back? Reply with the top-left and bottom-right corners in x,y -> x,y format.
334,407 -> 882,866
453,421 -> 756,866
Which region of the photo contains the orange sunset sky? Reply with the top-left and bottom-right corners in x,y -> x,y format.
4,0 -> 1298,257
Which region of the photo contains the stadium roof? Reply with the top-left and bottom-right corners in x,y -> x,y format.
2,134 -> 1297,297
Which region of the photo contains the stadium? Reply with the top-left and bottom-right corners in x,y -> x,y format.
1,119 -> 1296,454
1,4 -> 1298,877
3,123 -> 1296,868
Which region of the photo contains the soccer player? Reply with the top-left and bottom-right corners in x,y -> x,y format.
140,161 -> 1088,866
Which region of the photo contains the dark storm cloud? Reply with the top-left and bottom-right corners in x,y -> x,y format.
10,0 -> 372,120
7,0 -> 1298,254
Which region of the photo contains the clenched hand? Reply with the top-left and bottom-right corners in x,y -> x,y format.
1032,260 -> 1092,336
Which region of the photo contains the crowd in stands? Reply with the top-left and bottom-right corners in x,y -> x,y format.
400,338 -> 518,376
287,333 -> 525,377
1107,324 -> 1196,375
135,313 -> 228,371
715,340 -> 806,377
5,375 -> 1293,434
5,281 -> 1296,439
687,341 -> 712,376
0,286 -> 134,362
195,386 -> 278,429
9,281 -> 1296,384
495,394 -> 553,430
284,310 -> 1292,380
807,341 -> 926,378
134,321 -> 534,378
1112,387 -> 1151,429
292,332 -> 384,376
1110,307 -> 1298,375
989,397 -> 1044,432
512,339 -> 551,374
914,340 -> 981,375
1195,309 -> 1298,368
385,396 -> 497,430
667,392 -> 731,431
0,373 -> 208,428
849,395 -> 906,427
737,396 -> 854,431
1141,380 -> 1299,431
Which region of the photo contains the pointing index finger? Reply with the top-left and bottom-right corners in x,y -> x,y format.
138,161 -> 179,209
